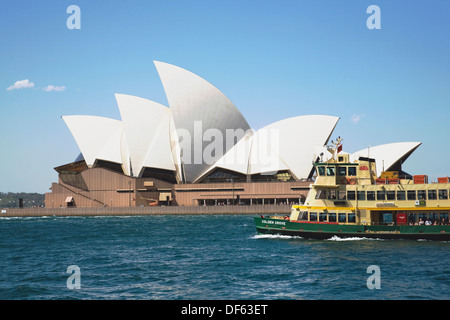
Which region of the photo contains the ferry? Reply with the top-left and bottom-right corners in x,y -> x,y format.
254,138 -> 450,241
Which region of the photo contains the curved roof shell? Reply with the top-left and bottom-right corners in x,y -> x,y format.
115,94 -> 176,177
61,61 -> 420,185
203,129 -> 255,177
205,115 -> 340,179
62,115 -> 124,168
154,61 -> 251,182
352,142 -> 422,177
255,115 -> 339,179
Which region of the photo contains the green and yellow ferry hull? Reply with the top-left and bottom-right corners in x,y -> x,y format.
254,217 -> 450,241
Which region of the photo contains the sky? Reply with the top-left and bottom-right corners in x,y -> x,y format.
1,0 -> 449,193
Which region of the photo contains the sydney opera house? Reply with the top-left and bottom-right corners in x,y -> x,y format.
45,61 -> 421,208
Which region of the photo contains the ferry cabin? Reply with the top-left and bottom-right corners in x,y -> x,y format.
289,154 -> 450,226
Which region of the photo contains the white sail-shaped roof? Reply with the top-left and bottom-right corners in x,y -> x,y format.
169,114 -> 183,182
204,129 -> 255,176
205,115 -> 340,179
154,61 -> 251,182
115,94 -> 175,177
63,62 -> 406,185
352,142 -> 422,177
247,127 -> 290,175
62,115 -> 124,168
257,115 -> 339,179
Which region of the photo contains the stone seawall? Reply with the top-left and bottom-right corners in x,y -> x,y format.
0,204 -> 290,217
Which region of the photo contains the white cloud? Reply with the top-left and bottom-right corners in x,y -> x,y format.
6,79 -> 35,91
43,85 -> 66,92
351,114 -> 364,125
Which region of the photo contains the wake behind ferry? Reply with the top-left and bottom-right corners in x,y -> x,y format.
255,138 -> 450,241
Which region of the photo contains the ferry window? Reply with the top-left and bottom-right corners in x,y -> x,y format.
348,213 -> 356,223
338,213 -> 347,223
408,213 -> 416,225
338,167 -> 347,176
397,190 -> 406,200
328,190 -> 336,200
348,167 -> 357,176
367,191 -> 375,201
377,190 -> 385,200
407,190 -> 416,200
386,191 -> 395,200
315,190 -> 327,199
357,191 -> 366,201
299,211 -> 308,221
440,213 -> 449,224
418,213 -> 427,223
309,212 -> 318,221
319,212 -> 327,222
347,191 -> 356,200
430,213 -> 438,223
428,190 -> 437,200
438,189 -> 448,200
327,166 -> 335,176
338,190 -> 346,200
328,213 -> 337,222
418,190 -> 426,200
317,166 -> 325,176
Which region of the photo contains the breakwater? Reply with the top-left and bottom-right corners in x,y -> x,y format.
0,204 -> 290,217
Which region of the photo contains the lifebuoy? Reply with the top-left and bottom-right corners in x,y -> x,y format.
347,177 -> 357,185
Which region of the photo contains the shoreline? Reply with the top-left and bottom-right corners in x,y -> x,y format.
0,204 -> 290,217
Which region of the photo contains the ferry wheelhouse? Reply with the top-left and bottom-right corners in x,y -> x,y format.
255,138 -> 450,240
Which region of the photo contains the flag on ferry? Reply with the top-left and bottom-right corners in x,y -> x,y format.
337,144 -> 343,153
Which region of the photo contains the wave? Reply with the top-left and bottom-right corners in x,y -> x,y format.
0,216 -> 52,220
251,234 -> 303,240
325,235 -> 383,241
0,216 -> 22,220
251,234 -> 382,241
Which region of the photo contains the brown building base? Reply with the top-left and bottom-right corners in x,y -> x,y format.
45,166 -> 310,209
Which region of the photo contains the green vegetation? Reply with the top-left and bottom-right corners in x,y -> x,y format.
0,192 -> 45,208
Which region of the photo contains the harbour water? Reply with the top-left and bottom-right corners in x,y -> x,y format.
0,214 -> 449,300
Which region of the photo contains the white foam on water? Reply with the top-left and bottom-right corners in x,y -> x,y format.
325,235 -> 382,241
0,216 -> 49,220
251,234 -> 303,240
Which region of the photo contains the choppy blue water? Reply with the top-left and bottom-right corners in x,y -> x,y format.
0,215 -> 449,300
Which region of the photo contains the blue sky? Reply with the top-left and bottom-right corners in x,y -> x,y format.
1,0 -> 449,193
